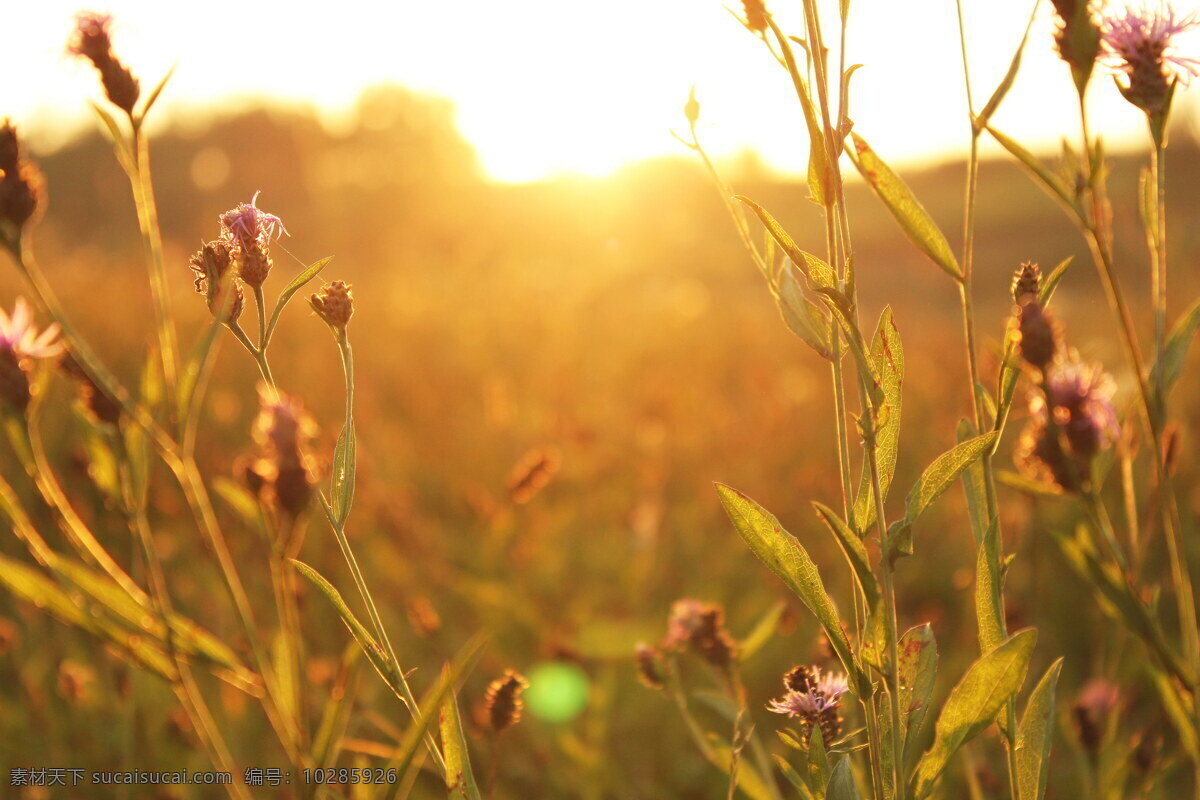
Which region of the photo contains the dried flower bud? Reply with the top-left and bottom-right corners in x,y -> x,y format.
250,386 -> 318,518
0,122 -> 45,246
1015,301 -> 1059,372
484,669 -> 529,732
635,643 -> 666,690
235,242 -> 273,289
663,598 -> 738,667
68,13 -> 140,115
1011,262 -> 1042,304
506,447 -> 560,504
1051,0 -> 1102,95
742,0 -> 769,33
310,281 -> 354,329
189,241 -> 242,321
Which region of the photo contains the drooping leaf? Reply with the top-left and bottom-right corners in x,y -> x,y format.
889,433 -> 999,557
911,629 -> 1036,799
739,600 -> 787,661
853,307 -> 904,535
735,197 -> 837,289
715,484 -> 867,694
813,502 -> 880,609
957,419 -> 990,547
1016,659 -> 1063,800
291,559 -> 402,697
777,270 -> 833,360
986,126 -> 1079,216
849,134 -> 961,281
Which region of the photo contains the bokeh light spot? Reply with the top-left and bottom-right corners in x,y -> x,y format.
524,661 -> 589,723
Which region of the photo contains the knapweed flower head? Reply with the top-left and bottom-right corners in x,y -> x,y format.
663,598 -> 737,667
188,240 -> 242,322
68,12 -> 140,115
1102,3 -> 1199,119
219,191 -> 288,252
219,192 -> 288,288
769,665 -> 848,743
1051,0 -> 1103,93
1011,262 -> 1042,305
250,385 -> 318,518
310,281 -> 354,330
0,122 -> 45,247
484,669 -> 529,732
1016,351 -> 1118,492
0,298 -> 62,412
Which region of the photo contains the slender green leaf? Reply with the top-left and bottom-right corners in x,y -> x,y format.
773,755 -> 817,800
715,484 -> 867,694
777,270 -> 833,360
853,307 -> 904,534
974,518 -> 1007,654
441,684 -> 482,800
813,502 -> 880,609
899,623 -> 939,766
912,629 -> 1036,799
957,419 -> 989,547
986,126 -> 1079,216
849,134 -> 960,281
1150,297 -> 1200,399
138,65 -> 176,122
332,419 -> 357,523
1040,256 -> 1073,305
735,197 -> 836,289
1016,659 -> 1063,800
739,601 -> 787,661
890,433 -> 998,556
974,0 -> 1039,130
265,256 -> 334,342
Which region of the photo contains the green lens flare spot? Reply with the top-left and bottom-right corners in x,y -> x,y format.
525,661 -> 589,723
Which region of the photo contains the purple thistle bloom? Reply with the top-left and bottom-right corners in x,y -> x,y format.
1102,2 -> 1199,114
219,191 -> 288,252
768,690 -> 833,718
1037,352 -> 1119,452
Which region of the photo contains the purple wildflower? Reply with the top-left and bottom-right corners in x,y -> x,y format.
219,191 -> 288,252
768,664 -> 848,743
1102,3 -> 1199,115
0,298 -> 62,360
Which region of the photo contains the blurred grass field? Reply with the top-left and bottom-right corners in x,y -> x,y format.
2,86 -> 1200,797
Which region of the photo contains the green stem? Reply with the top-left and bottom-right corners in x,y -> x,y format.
127,127 -> 178,393
325,332 -> 446,774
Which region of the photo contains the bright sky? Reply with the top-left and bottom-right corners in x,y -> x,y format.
5,0 -> 1200,182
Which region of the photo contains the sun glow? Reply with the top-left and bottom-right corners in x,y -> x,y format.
6,0 -> 1200,182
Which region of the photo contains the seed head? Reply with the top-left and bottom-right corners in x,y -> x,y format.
484,669 -> 529,732
684,87 -> 700,126
0,122 -> 45,247
188,240 -> 243,321
1011,262 -> 1042,304
310,281 -> 354,329
635,643 -> 666,690
663,598 -> 738,667
742,0 -> 769,33
68,12 -> 140,115
1102,3 -> 1199,120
